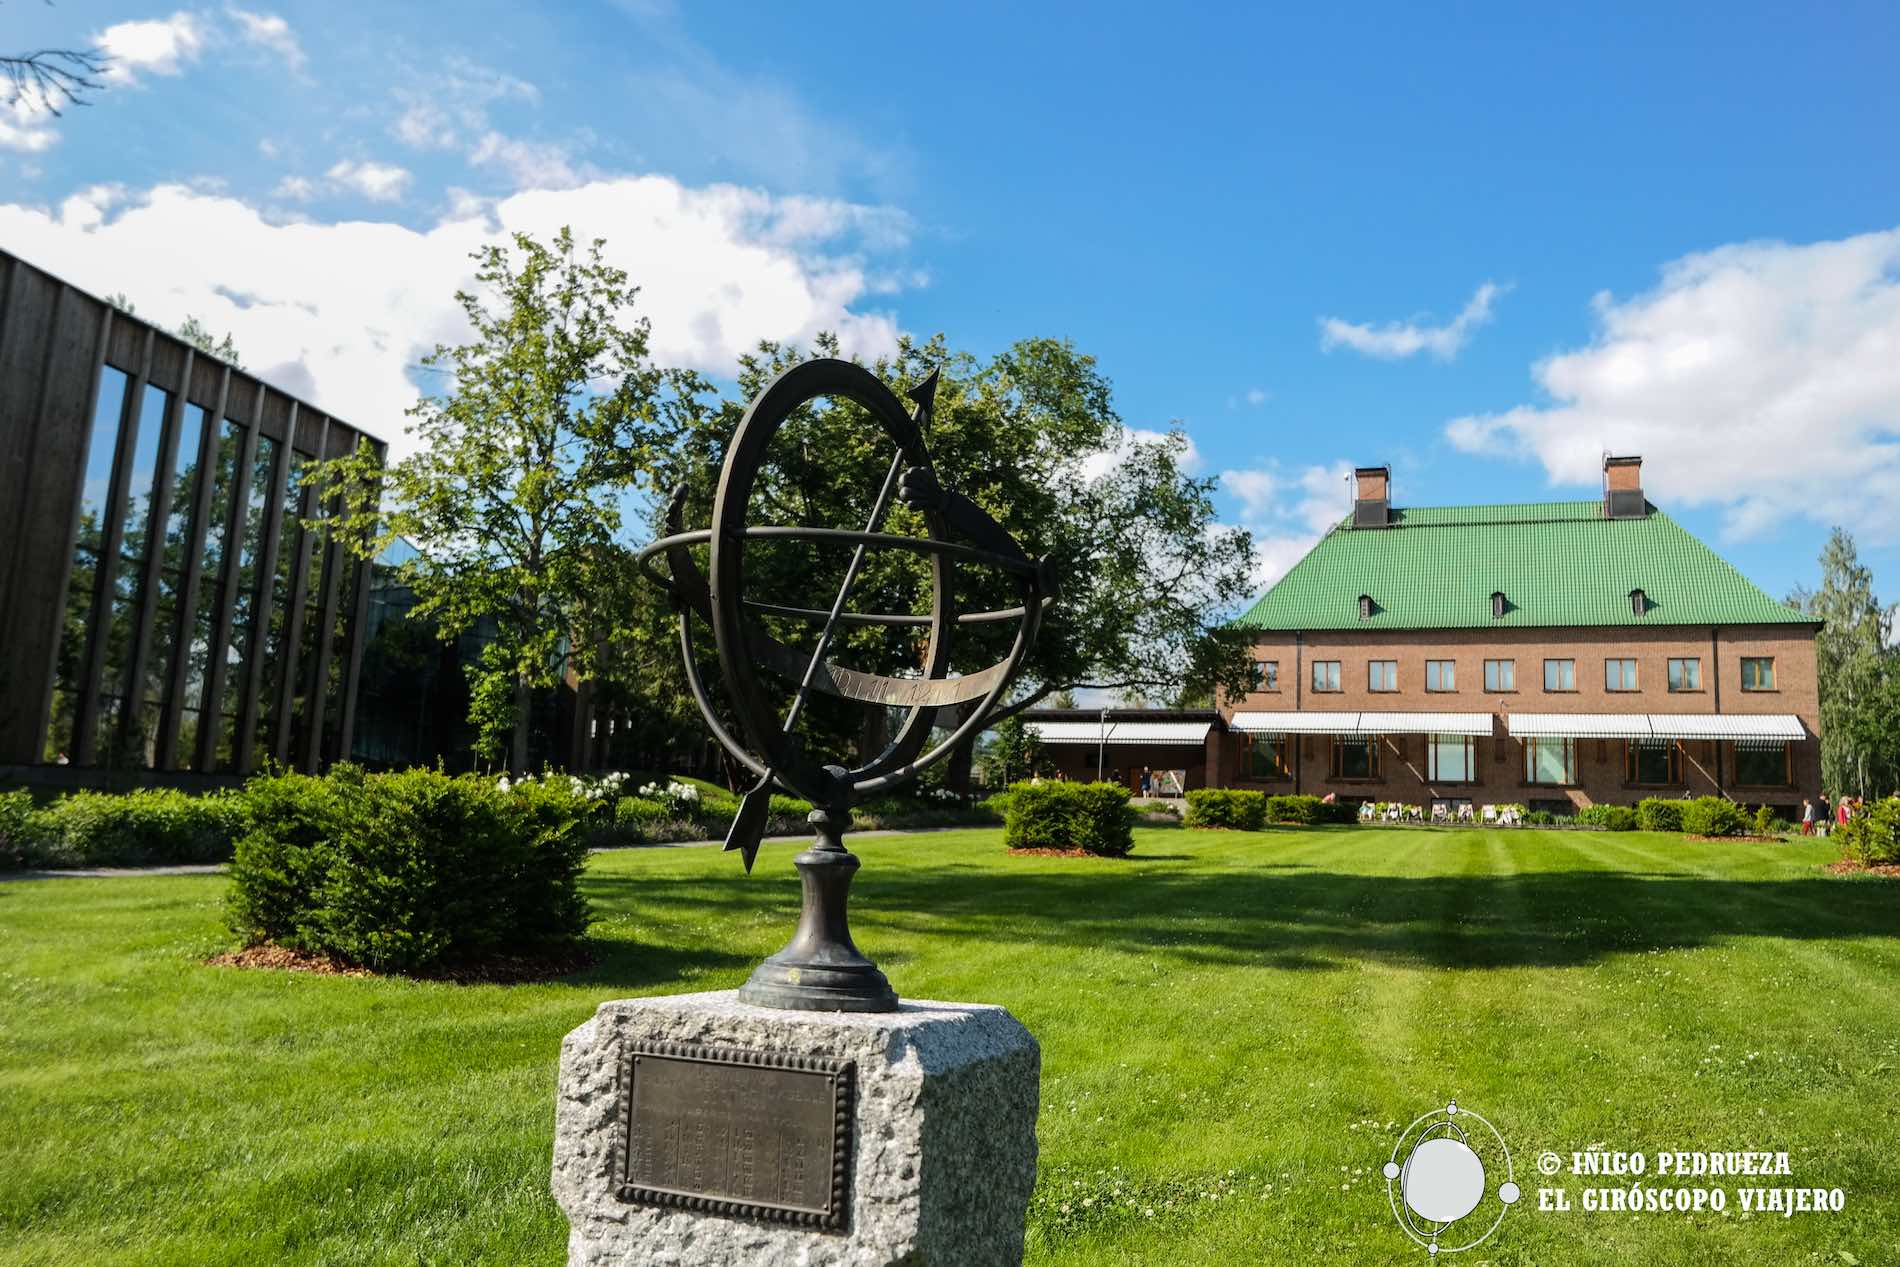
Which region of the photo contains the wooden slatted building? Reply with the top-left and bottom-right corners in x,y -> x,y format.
0,247 -> 385,786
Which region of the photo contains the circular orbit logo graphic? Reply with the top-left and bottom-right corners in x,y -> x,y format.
1383,1101 -> 1521,1255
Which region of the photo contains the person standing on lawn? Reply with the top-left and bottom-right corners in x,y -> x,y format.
1801,799 -> 1815,835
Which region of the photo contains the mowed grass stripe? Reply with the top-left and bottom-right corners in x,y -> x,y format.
2,825 -> 1896,1266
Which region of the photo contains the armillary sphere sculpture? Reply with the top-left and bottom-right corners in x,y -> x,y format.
635,358 -> 1055,1013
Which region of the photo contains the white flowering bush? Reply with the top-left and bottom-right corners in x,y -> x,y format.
637,780 -> 703,815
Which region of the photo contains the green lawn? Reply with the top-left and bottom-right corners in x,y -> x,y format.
2,826 -> 1896,1265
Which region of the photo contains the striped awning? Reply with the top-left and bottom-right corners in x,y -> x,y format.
1507,713 -> 1805,741
1025,720 -> 1212,746
1228,711 -> 1491,736
1645,714 -> 1806,742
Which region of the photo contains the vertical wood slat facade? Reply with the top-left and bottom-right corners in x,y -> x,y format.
0,247 -> 386,781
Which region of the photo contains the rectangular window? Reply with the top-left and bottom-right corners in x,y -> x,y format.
1483,659 -> 1515,692
1524,737 -> 1577,785
1331,734 -> 1378,779
1425,660 -> 1456,692
1734,742 -> 1791,787
1741,657 -> 1776,690
1667,657 -> 1702,692
178,423 -> 246,769
219,433 -> 277,765
45,365 -> 133,762
1252,660 -> 1278,691
1245,734 -> 1289,780
1428,734 -> 1474,782
1543,659 -> 1576,692
1604,658 -> 1638,691
138,401 -> 207,766
1626,739 -> 1681,786
1311,660 -> 1341,692
97,383 -> 172,764
1368,660 -> 1397,692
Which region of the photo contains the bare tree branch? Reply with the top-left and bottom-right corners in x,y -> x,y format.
3,48 -> 109,117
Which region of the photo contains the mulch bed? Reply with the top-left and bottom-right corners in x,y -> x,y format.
1685,835 -> 1785,843
1007,847 -> 1125,858
1825,859 -> 1900,878
207,942 -> 598,985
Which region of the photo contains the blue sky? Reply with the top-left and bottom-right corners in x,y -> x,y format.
6,1 -> 1900,604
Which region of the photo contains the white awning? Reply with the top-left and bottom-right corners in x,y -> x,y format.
1507,713 -> 1653,739
1024,721 -> 1112,744
1106,721 -> 1212,745
1229,711 -> 1359,734
1645,714 -> 1806,742
1228,711 -> 1490,736
1024,720 -> 1212,746
1507,713 -> 1806,742
1358,712 -> 1493,736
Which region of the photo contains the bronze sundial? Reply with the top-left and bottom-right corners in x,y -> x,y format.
635,357 -> 1054,1012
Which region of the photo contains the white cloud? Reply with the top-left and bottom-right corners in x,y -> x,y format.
0,177 -> 914,461
0,97 -> 59,154
468,132 -> 584,190
227,8 -> 306,73
1445,228 -> 1900,542
325,160 -> 412,202
389,59 -> 539,151
1221,460 -> 1353,587
1319,281 -> 1507,361
273,175 -> 316,201
95,12 -> 207,84
1245,387 -> 1267,406
1078,426 -> 1202,484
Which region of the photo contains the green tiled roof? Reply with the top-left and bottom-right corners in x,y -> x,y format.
1234,501 -> 1815,632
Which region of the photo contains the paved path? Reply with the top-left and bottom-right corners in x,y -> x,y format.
0,825 -> 989,881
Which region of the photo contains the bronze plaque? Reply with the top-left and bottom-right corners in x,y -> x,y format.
618,1040 -> 854,1230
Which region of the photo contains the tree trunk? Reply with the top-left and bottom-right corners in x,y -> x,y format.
511,673 -> 531,774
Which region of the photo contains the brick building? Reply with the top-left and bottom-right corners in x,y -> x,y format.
1213,459 -> 1819,815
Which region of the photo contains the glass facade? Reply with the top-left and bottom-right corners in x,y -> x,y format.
31,350 -> 375,775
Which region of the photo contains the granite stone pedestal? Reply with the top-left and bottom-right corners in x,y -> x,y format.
552,991 -> 1040,1267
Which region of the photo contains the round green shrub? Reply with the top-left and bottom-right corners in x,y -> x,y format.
1003,781 -> 1134,856
1753,805 -> 1784,837
226,766 -> 592,973
1184,788 -> 1266,830
1680,796 -> 1749,837
1636,798 -> 1684,832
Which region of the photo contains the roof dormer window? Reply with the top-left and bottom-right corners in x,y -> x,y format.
1630,588 -> 1647,617
1358,594 -> 1373,622
1491,591 -> 1506,620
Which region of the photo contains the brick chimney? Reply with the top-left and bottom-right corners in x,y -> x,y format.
1353,465 -> 1391,528
1604,455 -> 1646,519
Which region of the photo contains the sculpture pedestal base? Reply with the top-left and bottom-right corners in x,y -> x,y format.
552,990 -> 1040,1267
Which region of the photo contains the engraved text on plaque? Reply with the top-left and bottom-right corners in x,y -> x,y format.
619,1041 -> 853,1230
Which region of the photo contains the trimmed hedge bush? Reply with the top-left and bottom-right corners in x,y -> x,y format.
1681,796 -> 1749,838
1003,781 -> 1134,856
1837,797 -> 1900,865
5,787 -> 244,867
1636,798 -> 1684,833
1184,788 -> 1266,830
1753,805 -> 1784,837
1578,804 -> 1637,831
227,766 -> 593,973
1265,794 -> 1357,825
